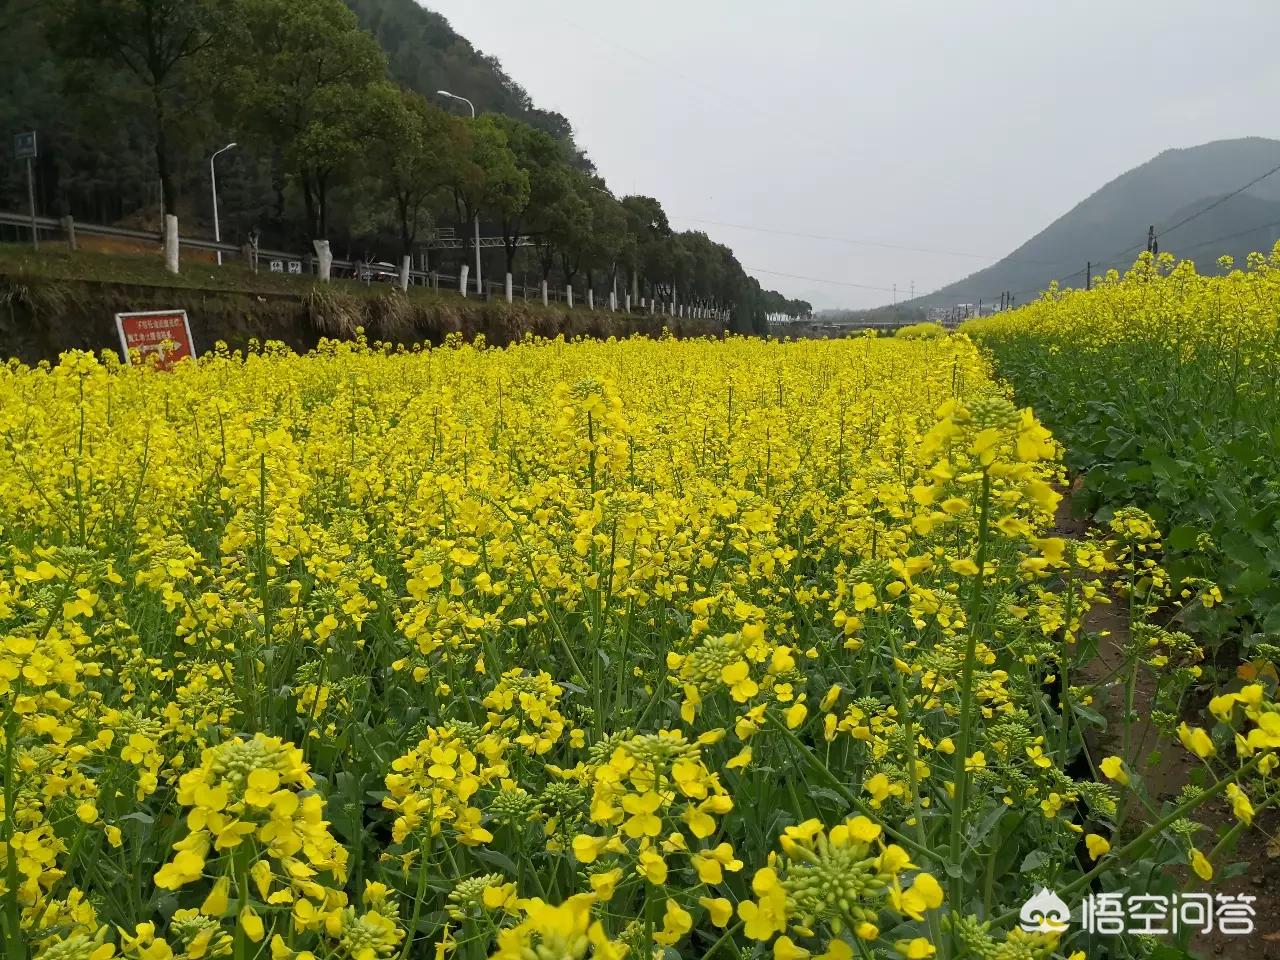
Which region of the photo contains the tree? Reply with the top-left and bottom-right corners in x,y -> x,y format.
539,170 -> 599,289
583,186 -> 628,304
450,115 -> 528,288
48,0 -> 221,212
489,115 -> 568,280
230,0 -> 386,244
367,88 -> 458,265
621,195 -> 671,303
343,0 -> 596,172
532,173 -> 591,289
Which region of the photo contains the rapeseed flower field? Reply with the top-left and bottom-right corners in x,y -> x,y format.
965,247 -> 1280,650
2,331 -> 1276,960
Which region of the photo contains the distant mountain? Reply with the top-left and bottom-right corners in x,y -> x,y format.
342,0 -> 594,169
915,137 -> 1280,308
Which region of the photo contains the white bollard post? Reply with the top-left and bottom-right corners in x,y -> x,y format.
587,289 -> 594,311
505,272 -> 513,304
164,215 -> 180,274
541,280 -> 549,306
459,265 -> 469,296
399,254 -> 411,293
313,239 -> 333,282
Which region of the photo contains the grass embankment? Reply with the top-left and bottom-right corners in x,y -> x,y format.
0,245 -> 717,362
0,245 -> 627,309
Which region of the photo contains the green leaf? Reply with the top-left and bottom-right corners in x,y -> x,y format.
1019,850 -> 1049,872
1262,602 -> 1280,634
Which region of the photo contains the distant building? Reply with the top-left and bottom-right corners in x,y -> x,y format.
926,301 -> 1006,325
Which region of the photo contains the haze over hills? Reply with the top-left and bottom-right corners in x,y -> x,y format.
912,137 -> 1280,310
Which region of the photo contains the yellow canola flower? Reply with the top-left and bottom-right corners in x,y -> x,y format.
201,875 -> 231,917
896,937 -> 937,959
1189,848 -> 1214,881
890,872 -> 945,921
700,896 -> 734,927
1177,723 -> 1215,759
1084,834 -> 1111,860
1225,783 -> 1254,826
1099,756 -> 1130,786
653,898 -> 694,947
240,905 -> 265,942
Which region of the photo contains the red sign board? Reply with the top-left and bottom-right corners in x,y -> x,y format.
115,310 -> 196,368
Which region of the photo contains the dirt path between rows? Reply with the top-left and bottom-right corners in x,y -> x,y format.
1054,485 -> 1280,959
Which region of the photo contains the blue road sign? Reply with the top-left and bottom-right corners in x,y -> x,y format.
14,131 -> 37,161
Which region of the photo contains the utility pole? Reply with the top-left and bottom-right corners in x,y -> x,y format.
1086,262 -> 1091,290
26,158 -> 37,250
1146,225 -> 1155,254
893,283 -> 897,305
15,132 -> 38,249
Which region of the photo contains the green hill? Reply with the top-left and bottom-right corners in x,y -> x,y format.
915,137 -> 1280,308
341,0 -> 593,169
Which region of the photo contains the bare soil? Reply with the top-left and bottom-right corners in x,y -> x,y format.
1054,483 -> 1280,959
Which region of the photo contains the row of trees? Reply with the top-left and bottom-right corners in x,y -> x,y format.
24,0 -> 813,327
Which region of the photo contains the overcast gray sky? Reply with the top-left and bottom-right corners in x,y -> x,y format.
427,0 -> 1279,310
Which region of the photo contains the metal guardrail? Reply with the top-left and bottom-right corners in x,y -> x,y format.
0,211 -> 456,286
0,211 -> 730,319
0,212 -> 528,270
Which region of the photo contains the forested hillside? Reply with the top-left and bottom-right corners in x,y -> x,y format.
343,0 -> 593,170
0,0 -> 810,329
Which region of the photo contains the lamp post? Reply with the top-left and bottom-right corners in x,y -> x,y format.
210,142 -> 237,266
437,90 -> 482,296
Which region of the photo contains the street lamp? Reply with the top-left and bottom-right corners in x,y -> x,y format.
210,142 -> 237,266
437,90 -> 482,296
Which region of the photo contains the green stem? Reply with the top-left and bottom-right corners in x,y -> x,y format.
991,752 -> 1265,927
948,469 -> 991,908
767,712 -> 934,862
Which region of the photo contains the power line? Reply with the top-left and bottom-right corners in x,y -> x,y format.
1172,217 -> 1280,255
671,215 -> 1058,265
1156,162 -> 1280,240
985,163 -> 1280,305
1020,217 -> 1280,296
552,11 -> 1280,309
744,266 -> 903,294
